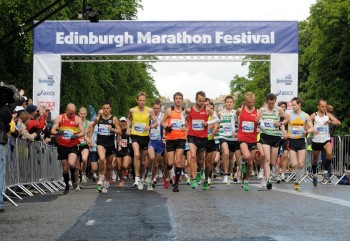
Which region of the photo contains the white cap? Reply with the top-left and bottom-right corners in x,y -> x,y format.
119,117 -> 127,122
14,106 -> 25,112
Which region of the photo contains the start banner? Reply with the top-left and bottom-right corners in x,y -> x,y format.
33,21 -> 298,55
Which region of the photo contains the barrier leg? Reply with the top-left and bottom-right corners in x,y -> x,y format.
32,183 -> 46,195
45,182 -> 59,192
6,187 -> 23,200
3,192 -> 18,207
285,172 -> 295,182
52,181 -> 64,189
40,182 -> 54,193
18,184 -> 34,196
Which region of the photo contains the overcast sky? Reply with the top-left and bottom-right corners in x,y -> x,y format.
137,0 -> 317,101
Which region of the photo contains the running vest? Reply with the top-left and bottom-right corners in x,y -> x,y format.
78,119 -> 89,146
219,109 -> 237,141
237,107 -> 258,143
188,106 -> 208,138
287,111 -> 307,139
166,106 -> 186,140
150,112 -> 163,141
261,106 -> 280,136
312,112 -> 330,143
57,114 -> 80,147
131,107 -> 150,136
97,115 -> 115,146
117,129 -> 130,153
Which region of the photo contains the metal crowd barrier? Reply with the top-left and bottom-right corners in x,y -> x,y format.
3,137 -> 63,206
285,135 -> 348,185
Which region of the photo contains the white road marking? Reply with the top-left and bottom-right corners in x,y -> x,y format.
251,184 -> 350,207
106,199 -> 112,202
85,220 -> 95,226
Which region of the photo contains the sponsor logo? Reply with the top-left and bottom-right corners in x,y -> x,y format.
37,90 -> 55,96
37,101 -> 55,111
38,75 -> 55,86
276,90 -> 293,96
276,74 -> 292,85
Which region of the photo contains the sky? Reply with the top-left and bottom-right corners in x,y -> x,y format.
137,0 -> 317,102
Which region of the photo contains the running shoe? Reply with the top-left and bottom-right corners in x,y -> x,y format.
173,184 -> 179,192
257,168 -> 264,179
191,180 -> 197,189
223,175 -> 229,184
266,180 -> 272,190
81,174 -> 88,183
75,184 -> 81,191
92,173 -> 97,182
312,175 -> 318,187
137,180 -> 144,190
243,180 -> 249,191
147,183 -> 153,191
133,177 -> 140,187
293,182 -> 300,190
186,177 -> 191,185
102,181 -> 108,193
72,182 -> 78,189
202,181 -> 209,190
196,172 -> 201,183
261,177 -> 266,188
145,173 -> 152,184
200,170 -> 205,180
230,173 -> 234,180
276,176 -> 281,184
163,178 -> 169,189
63,186 -> 69,195
280,173 -> 285,181
208,177 -> 212,186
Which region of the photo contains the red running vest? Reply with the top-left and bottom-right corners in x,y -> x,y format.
57,114 -> 80,147
238,107 -> 258,143
188,106 -> 208,138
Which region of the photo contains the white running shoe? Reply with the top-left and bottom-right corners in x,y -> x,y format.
81,174 -> 88,183
133,176 -> 140,187
208,177 -> 212,186
97,178 -> 103,186
75,184 -> 81,191
137,180 -> 144,190
223,175 -> 229,184
102,181 -> 108,193
257,169 -> 264,179
261,177 -> 267,188
147,183 -> 153,191
145,172 -> 152,184
281,173 -> 285,181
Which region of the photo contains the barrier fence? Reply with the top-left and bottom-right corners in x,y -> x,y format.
2,135 -> 350,206
3,137 -> 63,206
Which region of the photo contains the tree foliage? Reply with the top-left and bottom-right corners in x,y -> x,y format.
230,0 -> 350,134
0,0 -> 158,118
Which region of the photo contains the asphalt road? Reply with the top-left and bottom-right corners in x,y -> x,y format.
1,176 -> 350,241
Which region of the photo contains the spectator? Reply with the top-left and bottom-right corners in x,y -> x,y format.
25,105 -> 45,141
17,112 -> 37,141
0,97 -> 12,212
327,104 -> 337,136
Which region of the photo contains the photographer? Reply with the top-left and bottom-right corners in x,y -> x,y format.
26,105 -> 45,141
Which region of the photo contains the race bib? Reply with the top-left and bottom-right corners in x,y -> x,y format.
79,137 -> 86,144
171,119 -> 183,130
316,125 -> 328,134
192,119 -> 204,131
150,128 -> 161,140
120,139 -> 128,148
242,121 -> 254,133
62,130 -> 74,140
263,119 -> 275,130
98,124 -> 110,136
222,123 -> 233,135
134,122 -> 146,133
292,126 -> 303,136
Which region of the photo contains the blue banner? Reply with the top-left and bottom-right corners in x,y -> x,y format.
33,21 -> 298,55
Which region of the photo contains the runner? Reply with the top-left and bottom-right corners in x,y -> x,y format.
258,93 -> 288,189
185,91 -> 219,189
236,92 -> 261,191
77,107 -> 92,189
162,92 -> 187,192
218,95 -> 240,186
126,92 -> 158,190
310,99 -> 341,187
276,101 -> 289,181
115,116 -> 131,188
284,97 -> 314,190
88,109 -> 103,182
147,100 -> 165,191
90,101 -> 121,193
51,103 -> 85,194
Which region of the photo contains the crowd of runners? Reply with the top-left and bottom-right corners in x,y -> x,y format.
51,91 -> 341,194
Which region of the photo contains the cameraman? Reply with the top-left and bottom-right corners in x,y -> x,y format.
26,105 -> 45,141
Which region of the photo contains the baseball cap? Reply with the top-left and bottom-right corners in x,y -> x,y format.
119,117 -> 127,122
26,104 -> 37,113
